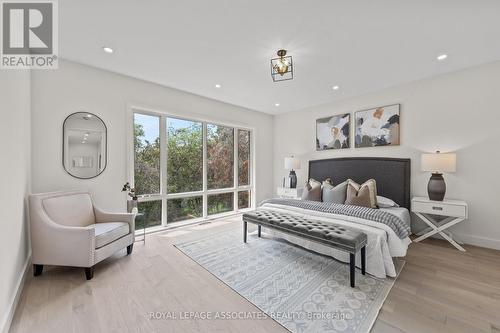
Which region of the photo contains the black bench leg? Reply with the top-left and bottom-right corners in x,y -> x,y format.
350,253 -> 355,288
361,246 -> 366,275
243,221 -> 247,243
258,225 -> 261,238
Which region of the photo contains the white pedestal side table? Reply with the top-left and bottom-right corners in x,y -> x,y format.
411,196 -> 468,251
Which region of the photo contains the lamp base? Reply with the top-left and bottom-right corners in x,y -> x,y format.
289,170 -> 297,189
428,172 -> 446,201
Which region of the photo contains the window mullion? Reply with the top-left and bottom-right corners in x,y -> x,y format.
202,122 -> 208,218
160,116 -> 168,226
250,130 -> 254,209
234,129 -> 239,211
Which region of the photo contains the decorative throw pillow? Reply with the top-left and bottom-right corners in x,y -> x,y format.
344,179 -> 378,208
301,178 -> 322,201
322,179 -> 348,204
377,195 -> 399,208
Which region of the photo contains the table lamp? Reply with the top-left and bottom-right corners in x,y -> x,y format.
284,156 -> 301,188
421,151 -> 456,201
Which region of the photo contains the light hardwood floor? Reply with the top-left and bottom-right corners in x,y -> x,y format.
9,215 -> 500,333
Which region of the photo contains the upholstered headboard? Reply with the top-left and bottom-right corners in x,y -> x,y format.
308,157 -> 411,209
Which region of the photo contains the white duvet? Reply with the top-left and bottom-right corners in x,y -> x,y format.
259,203 -> 411,278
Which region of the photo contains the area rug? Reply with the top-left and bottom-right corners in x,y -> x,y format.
175,230 -> 404,333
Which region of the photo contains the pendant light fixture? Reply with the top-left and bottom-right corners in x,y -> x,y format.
271,49 -> 293,82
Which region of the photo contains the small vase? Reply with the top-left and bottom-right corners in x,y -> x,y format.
127,199 -> 138,213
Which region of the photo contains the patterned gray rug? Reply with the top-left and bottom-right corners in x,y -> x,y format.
175,230 -> 404,333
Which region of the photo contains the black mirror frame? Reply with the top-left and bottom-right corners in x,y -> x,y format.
62,112 -> 108,180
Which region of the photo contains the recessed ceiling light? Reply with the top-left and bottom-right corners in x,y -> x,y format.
332,85 -> 340,90
81,141 -> 86,144
437,54 -> 448,61
275,103 -> 280,107
215,84 -> 221,88
103,47 -> 114,54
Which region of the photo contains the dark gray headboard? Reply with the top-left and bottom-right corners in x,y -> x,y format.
308,157 -> 411,209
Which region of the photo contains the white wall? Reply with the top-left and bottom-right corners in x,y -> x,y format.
31,60 -> 274,211
273,61 -> 500,249
0,70 -> 31,333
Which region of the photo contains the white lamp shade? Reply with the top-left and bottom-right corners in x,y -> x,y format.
421,152 -> 456,173
284,157 -> 301,170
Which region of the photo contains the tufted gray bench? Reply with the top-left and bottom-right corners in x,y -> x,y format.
242,209 -> 367,288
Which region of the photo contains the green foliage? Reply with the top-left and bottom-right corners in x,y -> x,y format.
238,130 -> 250,186
207,124 -> 234,189
238,191 -> 250,209
167,196 -> 203,222
167,122 -> 203,193
134,123 -> 160,195
208,193 -> 233,215
136,200 -> 162,229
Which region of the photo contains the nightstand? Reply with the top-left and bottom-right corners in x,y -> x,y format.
411,196 -> 468,251
277,187 -> 303,199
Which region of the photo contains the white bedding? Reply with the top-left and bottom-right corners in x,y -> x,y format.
259,203 -> 411,278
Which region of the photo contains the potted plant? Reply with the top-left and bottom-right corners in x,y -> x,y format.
122,182 -> 138,213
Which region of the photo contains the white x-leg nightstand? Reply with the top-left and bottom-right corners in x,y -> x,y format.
411,197 -> 468,251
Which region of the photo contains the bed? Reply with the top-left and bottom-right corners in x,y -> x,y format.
261,157 -> 412,278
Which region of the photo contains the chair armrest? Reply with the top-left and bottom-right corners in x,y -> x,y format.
30,209 -> 95,267
94,206 -> 136,232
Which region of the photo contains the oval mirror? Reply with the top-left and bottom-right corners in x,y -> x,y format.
63,112 -> 107,179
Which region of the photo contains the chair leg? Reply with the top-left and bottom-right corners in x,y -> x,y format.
350,253 -> 355,288
243,221 -> 247,243
33,264 -> 43,277
84,267 -> 94,280
258,225 -> 261,238
127,244 -> 134,255
361,246 -> 366,275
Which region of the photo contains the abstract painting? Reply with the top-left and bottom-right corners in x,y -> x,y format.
355,104 -> 400,148
316,113 -> 350,150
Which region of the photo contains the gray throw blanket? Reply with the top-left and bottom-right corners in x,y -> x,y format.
260,198 -> 411,239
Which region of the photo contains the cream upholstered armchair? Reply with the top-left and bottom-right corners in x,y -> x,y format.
29,190 -> 135,280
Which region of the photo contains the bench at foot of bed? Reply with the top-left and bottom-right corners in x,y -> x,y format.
243,209 -> 367,288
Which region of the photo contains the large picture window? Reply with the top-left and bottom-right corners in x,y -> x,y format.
132,110 -> 253,228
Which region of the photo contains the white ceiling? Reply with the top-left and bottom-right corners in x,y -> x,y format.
60,0 -> 500,115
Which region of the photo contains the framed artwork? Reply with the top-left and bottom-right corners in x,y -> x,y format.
355,104 -> 400,148
316,113 -> 350,151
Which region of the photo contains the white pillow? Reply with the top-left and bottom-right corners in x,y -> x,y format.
377,195 -> 399,208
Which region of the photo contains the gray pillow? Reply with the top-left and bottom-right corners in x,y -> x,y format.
301,179 -> 322,201
377,195 -> 399,208
322,180 -> 348,204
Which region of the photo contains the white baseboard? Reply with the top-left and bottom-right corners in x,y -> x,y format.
454,233 -> 500,251
1,254 -> 31,333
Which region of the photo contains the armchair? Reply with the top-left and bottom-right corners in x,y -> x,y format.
29,190 -> 136,280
